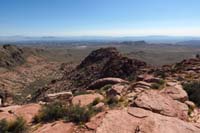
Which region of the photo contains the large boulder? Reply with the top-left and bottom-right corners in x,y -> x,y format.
161,84 -> 188,102
133,90 -> 189,120
72,93 -> 104,107
106,84 -> 129,97
0,104 -> 40,123
96,108 -> 200,133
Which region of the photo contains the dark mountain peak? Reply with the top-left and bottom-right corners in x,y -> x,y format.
77,47 -> 120,69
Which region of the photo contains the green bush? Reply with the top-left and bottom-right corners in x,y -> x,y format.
183,82 -> 200,107
151,83 -> 160,89
65,105 -> 94,124
91,97 -> 101,106
33,102 -> 97,124
0,117 -> 27,133
105,97 -> 120,108
33,102 -> 67,123
154,70 -> 166,79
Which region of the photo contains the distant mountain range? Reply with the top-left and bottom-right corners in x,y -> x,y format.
0,35 -> 200,44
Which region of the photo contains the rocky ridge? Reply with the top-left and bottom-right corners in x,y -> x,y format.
1,47 -> 200,132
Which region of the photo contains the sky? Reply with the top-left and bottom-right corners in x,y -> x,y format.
0,0 -> 200,36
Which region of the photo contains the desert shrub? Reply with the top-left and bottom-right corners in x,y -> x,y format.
0,117 -> 27,133
183,82 -> 200,107
100,84 -> 112,91
91,97 -> 101,106
151,83 -> 161,89
157,79 -> 165,85
33,102 -> 67,123
33,102 -> 96,124
151,79 -> 165,89
64,105 -> 94,124
154,70 -> 166,79
105,97 -> 120,108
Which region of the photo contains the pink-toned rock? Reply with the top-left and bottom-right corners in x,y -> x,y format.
96,108 -> 200,133
133,90 -> 188,120
87,77 -> 129,90
45,91 -> 73,102
161,84 -> 188,102
33,121 -> 74,133
94,102 -> 105,110
130,81 -> 152,90
106,84 -> 128,97
137,74 -> 162,83
185,101 -> 196,109
86,112 -> 107,130
72,93 -> 104,107
0,104 -> 40,123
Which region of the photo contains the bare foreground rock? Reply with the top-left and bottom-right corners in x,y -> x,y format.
0,103 -> 40,123
33,121 -> 74,133
133,90 -> 189,120
96,108 -> 200,133
161,82 -> 188,102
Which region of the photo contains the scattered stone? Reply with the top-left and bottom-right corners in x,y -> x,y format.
106,84 -> 128,97
94,102 -> 105,110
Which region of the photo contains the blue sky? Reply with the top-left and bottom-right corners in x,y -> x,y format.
0,0 -> 200,36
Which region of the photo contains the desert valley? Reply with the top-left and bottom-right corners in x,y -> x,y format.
0,42 -> 200,132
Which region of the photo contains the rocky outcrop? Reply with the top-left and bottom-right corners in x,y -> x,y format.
161,83 -> 188,102
66,47 -> 146,88
133,90 -> 189,120
96,108 -> 200,133
44,91 -> 73,102
87,77 -> 129,90
0,104 -> 40,123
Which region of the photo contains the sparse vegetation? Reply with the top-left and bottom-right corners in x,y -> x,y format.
183,81 -> 200,107
33,102 -> 67,123
105,97 -> 120,108
151,80 -> 165,89
0,117 -> 28,133
91,97 -> 101,106
154,70 -> 166,79
64,105 -> 94,124
33,102 -> 99,124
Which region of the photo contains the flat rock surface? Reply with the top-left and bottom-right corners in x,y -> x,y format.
96,108 -> 200,133
33,121 -> 74,133
133,90 -> 188,120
